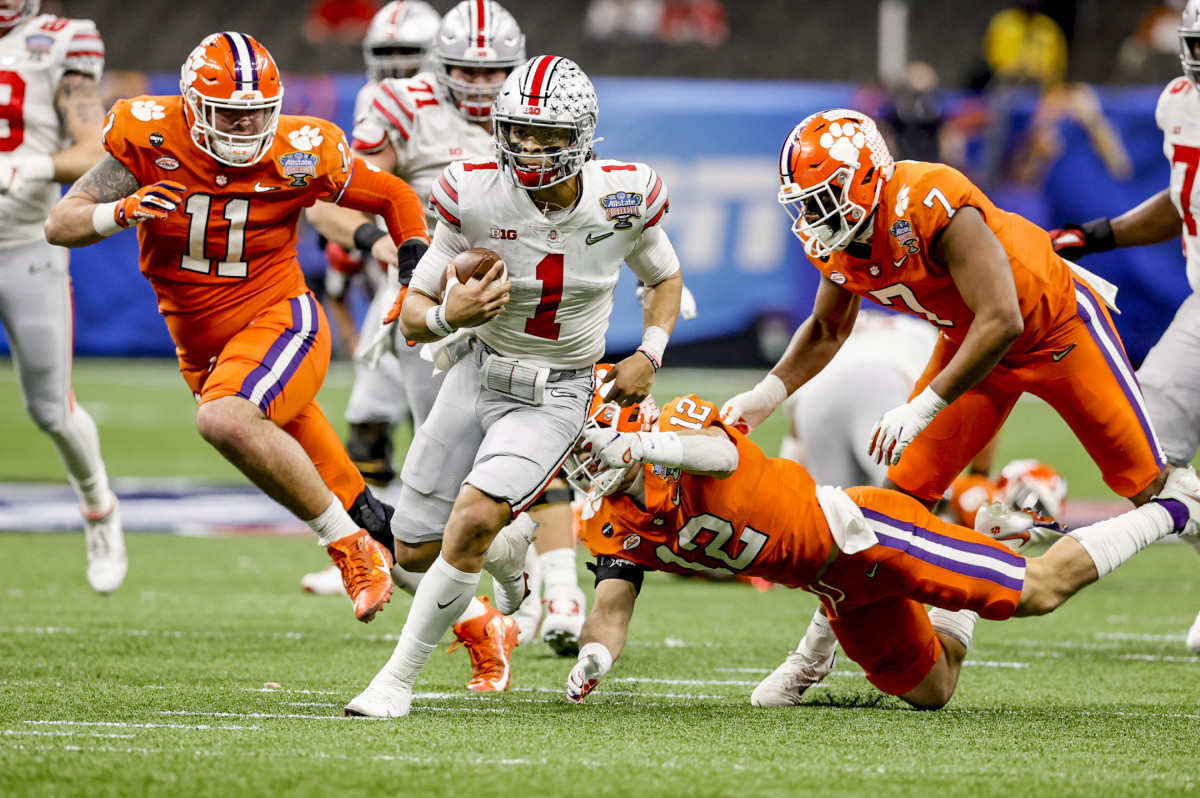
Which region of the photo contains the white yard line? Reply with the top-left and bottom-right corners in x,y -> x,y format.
25,720 -> 264,730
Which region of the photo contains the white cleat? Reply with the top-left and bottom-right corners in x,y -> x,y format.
344,680 -> 412,718
512,546 -> 543,647
541,586 -> 586,657
973,501 -> 1066,553
1156,466 -> 1200,537
300,564 -> 348,596
84,494 -> 127,595
1187,610 -> 1200,655
750,650 -> 836,707
484,513 -> 538,615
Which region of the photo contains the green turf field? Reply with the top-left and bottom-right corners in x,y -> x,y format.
1,359 -> 1197,797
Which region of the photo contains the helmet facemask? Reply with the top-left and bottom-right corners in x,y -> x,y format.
0,0 -> 38,29
366,44 -> 429,82
779,166 -> 874,258
1183,29 -> 1200,90
184,88 -> 283,167
496,119 -> 586,190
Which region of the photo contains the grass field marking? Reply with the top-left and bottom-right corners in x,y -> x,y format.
961,660 -> 1030,668
4,729 -> 136,739
610,677 -> 761,687
24,720 -> 265,730
244,687 -> 342,695
1095,632 -> 1188,642
1118,653 -> 1199,663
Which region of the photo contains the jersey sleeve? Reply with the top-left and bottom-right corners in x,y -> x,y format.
642,166 -> 669,229
904,163 -> 982,243
625,223 -> 681,285
656,395 -> 727,434
350,82 -> 393,154
357,78 -> 415,154
1156,78 -> 1190,136
101,98 -> 139,173
61,18 -> 104,81
428,162 -> 464,230
308,120 -> 354,198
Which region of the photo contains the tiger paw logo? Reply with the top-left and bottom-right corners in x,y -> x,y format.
819,121 -> 866,167
894,184 -> 911,217
131,101 -> 166,122
287,126 -> 324,151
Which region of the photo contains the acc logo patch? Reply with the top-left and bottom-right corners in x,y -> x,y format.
279,152 -> 319,187
889,219 -> 921,254
155,156 -> 180,170
600,191 -> 642,230
829,271 -> 846,285
622,535 -> 641,551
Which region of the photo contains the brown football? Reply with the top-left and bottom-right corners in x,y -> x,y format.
440,248 -> 507,298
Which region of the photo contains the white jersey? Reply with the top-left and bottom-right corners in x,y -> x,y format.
350,70 -> 493,213
0,15 -> 103,248
1156,76 -> 1200,293
411,157 -> 680,370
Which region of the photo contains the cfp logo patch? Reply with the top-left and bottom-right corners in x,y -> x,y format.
600,191 -> 642,230
889,219 -> 921,255
279,152 -> 319,187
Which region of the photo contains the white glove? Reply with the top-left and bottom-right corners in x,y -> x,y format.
868,386 -> 947,466
581,426 -> 643,469
419,327 -> 473,375
359,319 -> 399,370
636,282 -> 698,320
566,643 -> 613,704
719,373 -> 788,434
0,153 -> 54,195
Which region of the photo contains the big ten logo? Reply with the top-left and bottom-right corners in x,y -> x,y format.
489,228 -> 518,240
651,157 -> 790,275
522,106 -> 541,115
447,147 -> 464,157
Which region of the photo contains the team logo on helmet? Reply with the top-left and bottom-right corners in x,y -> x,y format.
600,191 -> 642,229
279,152 -> 318,187
889,219 -> 920,254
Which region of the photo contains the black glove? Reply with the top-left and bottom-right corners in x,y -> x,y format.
395,238 -> 429,286
1048,218 -> 1116,262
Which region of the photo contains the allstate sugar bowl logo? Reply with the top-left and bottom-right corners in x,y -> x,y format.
279,152 -> 319,187
889,219 -> 920,255
600,191 -> 642,230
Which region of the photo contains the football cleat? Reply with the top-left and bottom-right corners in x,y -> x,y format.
750,650 -> 836,707
300,563 -> 348,596
1186,609 -> 1200,655
83,494 -> 127,595
1155,466 -> 1200,537
540,586 -> 586,657
326,530 -> 394,623
973,501 -> 1066,553
344,679 -> 413,718
511,546 -> 543,646
448,596 -> 519,691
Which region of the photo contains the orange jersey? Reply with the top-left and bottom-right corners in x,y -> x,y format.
813,161 -> 1076,355
103,96 -> 355,366
580,396 -> 834,588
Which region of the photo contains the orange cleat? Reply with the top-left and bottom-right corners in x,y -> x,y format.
448,596 -> 519,691
326,530 -> 394,623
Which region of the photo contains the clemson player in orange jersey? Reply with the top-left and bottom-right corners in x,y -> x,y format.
561,387 -> 1200,707
44,32 -> 430,623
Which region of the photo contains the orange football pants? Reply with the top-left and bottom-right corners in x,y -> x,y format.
806,487 -> 1025,696
889,278 -> 1165,502
178,292 -> 365,510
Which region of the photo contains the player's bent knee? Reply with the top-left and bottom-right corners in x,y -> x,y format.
25,400 -> 67,434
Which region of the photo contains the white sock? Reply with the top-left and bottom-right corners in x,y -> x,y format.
539,547 -> 579,596
1066,502 -> 1174,578
928,608 -> 979,649
390,564 -> 424,596
49,404 -> 111,512
376,627 -> 437,688
797,609 -> 837,659
307,496 -> 360,546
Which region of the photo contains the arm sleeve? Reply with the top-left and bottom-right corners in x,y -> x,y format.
408,220 -> 470,300
336,157 -> 429,244
625,223 -> 681,286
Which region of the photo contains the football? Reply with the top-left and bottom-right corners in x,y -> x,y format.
439,248 -> 507,299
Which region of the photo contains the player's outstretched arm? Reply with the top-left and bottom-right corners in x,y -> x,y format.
45,155 -> 184,248
566,575 -> 637,704
51,73 -> 107,183
1051,189 -> 1182,261
306,202 -> 396,266
584,426 -> 738,479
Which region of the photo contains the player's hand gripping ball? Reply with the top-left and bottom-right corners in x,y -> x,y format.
439,247 -> 508,300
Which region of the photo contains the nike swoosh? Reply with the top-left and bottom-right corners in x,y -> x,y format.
1052,344 -> 1076,362
28,261 -> 51,274
865,562 -> 879,578
254,183 -> 280,192
585,232 -> 614,245
437,593 -> 462,609
893,255 -> 907,267
549,388 -> 577,398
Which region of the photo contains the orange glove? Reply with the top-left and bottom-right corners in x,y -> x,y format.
382,285 -> 407,325
115,181 -> 186,228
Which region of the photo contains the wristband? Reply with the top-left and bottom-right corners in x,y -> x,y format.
92,201 -> 123,237
425,303 -> 455,337
1081,217 -> 1116,253
352,222 -> 387,253
577,642 -> 613,675
637,325 -> 670,371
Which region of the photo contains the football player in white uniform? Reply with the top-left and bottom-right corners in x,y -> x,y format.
1050,0 -> 1200,654
0,1 -> 124,593
345,55 -> 684,718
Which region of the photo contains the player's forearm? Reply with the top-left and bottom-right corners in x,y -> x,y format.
44,195 -> 107,247
642,269 -> 682,334
579,581 -> 636,661
306,201 -> 375,252
338,158 -> 429,245
1111,189 -> 1183,248
771,316 -> 849,395
928,312 -> 1021,404
51,141 -> 106,185
398,288 -> 442,342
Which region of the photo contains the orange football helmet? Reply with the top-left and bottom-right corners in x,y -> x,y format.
0,0 -> 38,28
180,32 -> 284,167
778,109 -> 893,258
563,364 -> 659,498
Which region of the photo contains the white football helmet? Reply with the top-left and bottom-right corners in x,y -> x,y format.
433,0 -> 525,121
363,0 -> 441,82
0,0 -> 38,29
493,56 -> 598,190
180,32 -> 284,167
564,366 -> 658,499
996,459 -> 1067,520
1182,0 -> 1200,88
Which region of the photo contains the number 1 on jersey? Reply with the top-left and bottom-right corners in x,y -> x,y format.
525,253 -> 563,340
